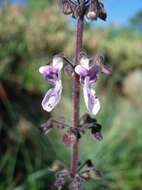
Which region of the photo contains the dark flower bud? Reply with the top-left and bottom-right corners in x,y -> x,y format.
91,123 -> 103,141
76,131 -> 81,139
91,123 -> 101,133
81,113 -> 97,124
62,0 -> 72,15
86,0 -> 107,21
73,4 -> 84,18
86,0 -> 99,20
98,1 -> 107,21
85,159 -> 94,167
71,128 -> 82,139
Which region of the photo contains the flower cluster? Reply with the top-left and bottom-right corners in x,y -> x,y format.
39,53 -> 111,115
49,159 -> 102,190
69,174 -> 85,190
41,114 -> 103,148
61,0 -> 107,21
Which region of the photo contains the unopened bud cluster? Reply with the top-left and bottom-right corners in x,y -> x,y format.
62,0 -> 107,21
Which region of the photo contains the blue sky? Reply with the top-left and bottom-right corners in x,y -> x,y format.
1,0 -> 142,25
104,0 -> 142,26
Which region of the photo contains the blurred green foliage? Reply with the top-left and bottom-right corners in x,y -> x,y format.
130,9 -> 142,31
0,2 -> 142,190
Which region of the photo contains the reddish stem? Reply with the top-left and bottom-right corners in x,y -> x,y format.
71,15 -> 84,177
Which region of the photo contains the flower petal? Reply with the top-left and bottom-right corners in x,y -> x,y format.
83,78 -> 100,115
52,56 -> 63,71
75,65 -> 88,77
80,55 -> 90,70
41,81 -> 62,112
39,65 -> 57,84
39,65 -> 52,75
39,55 -> 63,84
88,64 -> 100,84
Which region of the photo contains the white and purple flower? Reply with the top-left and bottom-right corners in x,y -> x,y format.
39,55 -> 63,112
75,53 -> 111,115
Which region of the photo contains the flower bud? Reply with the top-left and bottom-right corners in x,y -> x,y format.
41,119 -> 53,135
62,0 -> 72,15
69,175 -> 84,190
63,132 -> 76,146
54,176 -> 65,190
86,0 -> 99,20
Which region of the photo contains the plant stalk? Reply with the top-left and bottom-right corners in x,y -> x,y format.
71,15 -> 84,177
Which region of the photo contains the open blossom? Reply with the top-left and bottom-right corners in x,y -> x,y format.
39,55 -> 63,112
75,53 -> 111,115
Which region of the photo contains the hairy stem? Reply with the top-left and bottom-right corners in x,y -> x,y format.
71,15 -> 84,177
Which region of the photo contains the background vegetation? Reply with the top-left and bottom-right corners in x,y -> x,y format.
0,1 -> 142,190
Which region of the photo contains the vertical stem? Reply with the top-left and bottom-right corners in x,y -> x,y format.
71,15 -> 84,177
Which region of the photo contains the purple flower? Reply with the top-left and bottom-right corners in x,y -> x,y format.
75,53 -> 100,115
75,53 -> 111,115
39,55 -> 63,112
